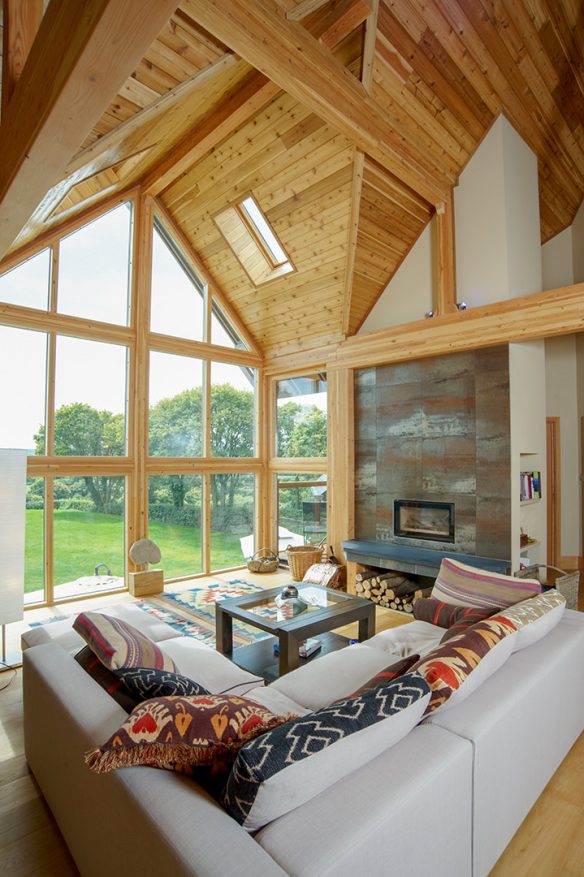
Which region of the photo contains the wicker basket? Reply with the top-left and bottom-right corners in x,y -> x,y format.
515,564 -> 580,611
286,545 -> 323,581
246,548 -> 279,574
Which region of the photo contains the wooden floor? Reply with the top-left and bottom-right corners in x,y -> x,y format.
0,570 -> 583,876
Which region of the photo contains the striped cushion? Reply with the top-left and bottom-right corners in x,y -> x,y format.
431,558 -> 541,610
413,597 -> 497,642
73,611 -> 178,674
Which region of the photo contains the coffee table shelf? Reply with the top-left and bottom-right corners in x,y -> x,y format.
216,584 -> 375,677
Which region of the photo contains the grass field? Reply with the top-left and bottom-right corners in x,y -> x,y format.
24,509 -> 247,593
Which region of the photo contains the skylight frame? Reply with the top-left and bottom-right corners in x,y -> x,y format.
213,193 -> 295,286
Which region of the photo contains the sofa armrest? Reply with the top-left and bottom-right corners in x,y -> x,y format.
23,643 -> 285,877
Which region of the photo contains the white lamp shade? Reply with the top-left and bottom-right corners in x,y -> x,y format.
0,449 -> 27,625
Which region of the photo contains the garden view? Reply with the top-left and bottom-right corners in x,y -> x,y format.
25,385 -> 327,597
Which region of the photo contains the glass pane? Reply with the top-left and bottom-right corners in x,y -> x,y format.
240,196 -> 287,264
148,475 -> 202,578
211,473 -> 255,570
0,249 -> 50,310
210,303 -> 247,349
57,204 -> 131,325
0,326 -> 47,454
210,363 -> 256,457
53,476 -> 125,598
277,473 -> 327,558
54,336 -> 127,456
24,477 -> 45,605
150,225 -> 205,341
149,352 -> 203,457
276,373 -> 327,457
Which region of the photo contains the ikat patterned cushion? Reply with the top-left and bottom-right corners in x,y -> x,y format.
73,611 -> 178,674
222,672 -> 431,831
497,590 -> 566,652
431,558 -> 541,610
86,694 -> 292,777
410,615 -> 517,715
116,667 -> 210,700
413,597 -> 498,642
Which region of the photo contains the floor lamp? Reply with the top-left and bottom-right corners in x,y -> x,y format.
0,449 -> 27,668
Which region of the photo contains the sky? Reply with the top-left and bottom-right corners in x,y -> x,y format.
0,204 -> 254,450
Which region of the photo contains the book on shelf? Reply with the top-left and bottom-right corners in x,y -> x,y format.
520,470 -> 541,501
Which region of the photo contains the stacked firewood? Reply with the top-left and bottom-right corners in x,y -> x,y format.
354,569 -> 432,613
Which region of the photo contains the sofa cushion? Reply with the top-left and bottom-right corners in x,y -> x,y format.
86,694 -> 292,778
116,667 -> 210,700
222,672 -> 431,831
158,637 -> 264,697
73,611 -> 178,674
497,590 -> 566,652
363,620 -> 443,658
75,646 -> 140,713
431,558 -> 540,609
350,654 -> 420,697
414,597 -> 497,643
411,616 -> 517,715
270,643 -> 396,711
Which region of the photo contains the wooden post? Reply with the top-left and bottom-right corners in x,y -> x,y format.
435,190 -> 457,316
327,366 -> 354,574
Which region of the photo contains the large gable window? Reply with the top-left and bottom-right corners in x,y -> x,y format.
214,194 -> 293,285
150,221 -> 205,341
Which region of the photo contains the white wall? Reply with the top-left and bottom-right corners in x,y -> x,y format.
509,341 -> 547,571
572,200 -> 584,283
455,115 -> 542,305
545,335 -> 580,557
502,119 -> 543,297
359,220 -> 435,333
542,227 -> 574,290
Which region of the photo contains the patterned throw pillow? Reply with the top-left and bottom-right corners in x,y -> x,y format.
498,590 -> 566,652
410,616 -> 517,714
222,673 -> 431,831
75,646 -> 140,713
73,611 -> 178,674
431,558 -> 540,610
86,694 -> 291,776
116,667 -> 210,700
350,654 -> 421,697
413,597 -> 497,642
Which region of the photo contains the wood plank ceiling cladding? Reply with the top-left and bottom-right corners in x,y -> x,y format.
2,0 -> 583,352
161,89 -> 355,355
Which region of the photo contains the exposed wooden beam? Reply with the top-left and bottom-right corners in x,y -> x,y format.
435,191 -> 457,316
66,53 -> 239,179
144,0 -> 372,197
286,0 -> 330,20
143,72 -> 280,197
1,0 -> 43,118
342,151 -> 364,336
343,0 -> 378,336
180,0 -> 450,205
0,0 -> 177,259
318,0 -> 372,50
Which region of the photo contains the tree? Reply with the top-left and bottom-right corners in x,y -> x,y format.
288,406 -> 327,457
34,403 -> 125,513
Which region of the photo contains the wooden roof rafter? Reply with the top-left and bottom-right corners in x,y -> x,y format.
0,0 -> 179,260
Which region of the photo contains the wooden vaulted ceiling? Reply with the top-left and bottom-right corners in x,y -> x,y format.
0,0 -> 583,356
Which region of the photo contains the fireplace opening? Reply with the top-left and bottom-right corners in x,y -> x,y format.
394,500 -> 455,543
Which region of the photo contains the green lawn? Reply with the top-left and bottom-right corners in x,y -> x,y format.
24,509 -> 246,593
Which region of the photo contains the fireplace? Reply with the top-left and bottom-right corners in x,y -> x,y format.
394,500 -> 455,543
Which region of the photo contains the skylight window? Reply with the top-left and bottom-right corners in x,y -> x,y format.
240,196 -> 288,265
214,195 -> 294,286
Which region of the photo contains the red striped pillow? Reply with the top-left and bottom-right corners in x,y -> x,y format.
73,612 -> 178,674
413,597 -> 497,642
432,558 -> 540,610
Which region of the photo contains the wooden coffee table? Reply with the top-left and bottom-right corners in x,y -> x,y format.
216,584 -> 375,678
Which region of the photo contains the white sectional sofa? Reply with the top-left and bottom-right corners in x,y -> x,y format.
22,602 -> 584,877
